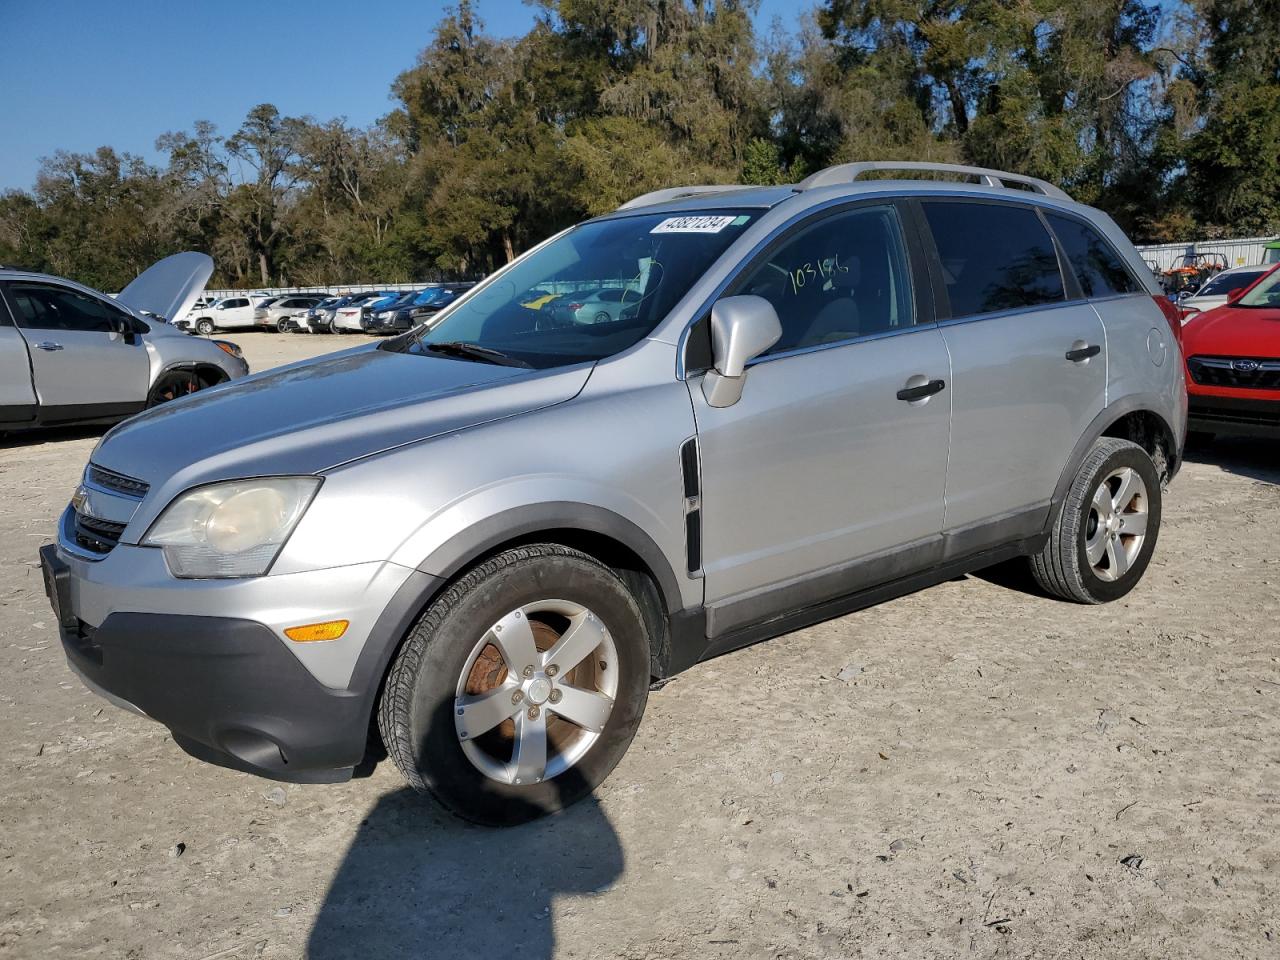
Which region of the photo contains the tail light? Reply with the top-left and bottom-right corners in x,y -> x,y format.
1152,296 -> 1184,354
566,302 -> 584,311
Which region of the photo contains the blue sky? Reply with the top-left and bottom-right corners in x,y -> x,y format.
0,0 -> 795,191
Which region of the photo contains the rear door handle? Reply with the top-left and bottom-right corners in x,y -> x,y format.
896,378 -> 946,402
35,342 -> 64,351
1066,343 -> 1100,362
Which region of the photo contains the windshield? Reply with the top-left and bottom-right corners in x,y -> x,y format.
396,210 -> 758,369
1198,269 -> 1265,298
1237,266 -> 1280,308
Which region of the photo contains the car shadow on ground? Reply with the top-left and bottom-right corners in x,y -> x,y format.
0,423 -> 109,450
308,755 -> 623,959
1184,436 -> 1280,485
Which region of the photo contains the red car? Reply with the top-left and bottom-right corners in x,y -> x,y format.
1182,263 -> 1280,438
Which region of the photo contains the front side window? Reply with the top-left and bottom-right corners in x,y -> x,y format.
401,210 -> 759,369
8,283 -> 127,333
1045,214 -> 1139,298
734,204 -> 916,355
1237,267 -> 1280,308
923,201 -> 1065,317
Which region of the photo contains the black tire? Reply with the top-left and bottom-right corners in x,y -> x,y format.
378,544 -> 651,826
275,317 -> 289,333
1030,437 -> 1162,604
195,319 -> 215,336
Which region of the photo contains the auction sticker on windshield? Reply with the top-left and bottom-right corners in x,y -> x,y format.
651,215 -> 739,234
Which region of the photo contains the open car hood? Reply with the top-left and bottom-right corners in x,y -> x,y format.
115,252 -> 214,324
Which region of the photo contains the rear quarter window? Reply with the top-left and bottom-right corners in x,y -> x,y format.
1045,214 -> 1140,298
922,201 -> 1065,318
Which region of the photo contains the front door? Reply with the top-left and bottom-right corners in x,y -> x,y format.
2,281 -> 149,415
690,203 -> 952,636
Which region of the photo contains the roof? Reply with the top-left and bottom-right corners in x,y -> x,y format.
609,161 -> 1079,219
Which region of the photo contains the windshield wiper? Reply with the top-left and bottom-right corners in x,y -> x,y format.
423,341 -> 532,368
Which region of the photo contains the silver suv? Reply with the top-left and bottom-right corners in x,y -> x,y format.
40,163 -> 1187,825
2,253 -> 248,429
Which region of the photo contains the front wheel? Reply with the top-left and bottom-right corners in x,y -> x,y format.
1030,437 -> 1162,603
378,544 -> 651,826
195,319 -> 215,336
146,370 -> 203,407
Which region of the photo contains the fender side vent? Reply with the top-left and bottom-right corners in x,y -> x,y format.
680,437 -> 700,499
685,510 -> 702,574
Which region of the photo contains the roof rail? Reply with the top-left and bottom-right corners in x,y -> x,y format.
795,161 -> 1071,201
616,185 -> 758,211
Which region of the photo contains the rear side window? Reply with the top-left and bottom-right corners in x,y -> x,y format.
922,202 -> 1065,318
1045,214 -> 1139,298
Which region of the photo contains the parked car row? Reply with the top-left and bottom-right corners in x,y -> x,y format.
175,285 -> 476,337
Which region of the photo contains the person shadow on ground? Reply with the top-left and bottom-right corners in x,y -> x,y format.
307,749 -> 624,959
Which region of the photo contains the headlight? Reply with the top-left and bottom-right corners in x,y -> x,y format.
143,477 -> 321,578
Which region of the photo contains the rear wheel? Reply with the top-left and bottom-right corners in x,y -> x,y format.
1030,437 -> 1161,603
275,317 -> 290,333
378,544 -> 650,826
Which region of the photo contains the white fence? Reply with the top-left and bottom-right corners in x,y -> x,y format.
1135,235 -> 1279,271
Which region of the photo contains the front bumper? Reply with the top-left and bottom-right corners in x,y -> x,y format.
39,536 -> 437,783
1188,393 -> 1280,438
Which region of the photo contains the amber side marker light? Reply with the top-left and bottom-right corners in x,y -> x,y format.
285,620 -> 349,642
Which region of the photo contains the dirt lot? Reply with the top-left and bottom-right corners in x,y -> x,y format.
1,332 -> 1277,960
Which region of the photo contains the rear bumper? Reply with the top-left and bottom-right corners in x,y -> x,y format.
1188,394 -> 1280,438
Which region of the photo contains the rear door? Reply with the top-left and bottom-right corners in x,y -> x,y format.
692,201 -> 953,635
0,291 -> 37,422
2,281 -> 149,416
916,198 -> 1107,550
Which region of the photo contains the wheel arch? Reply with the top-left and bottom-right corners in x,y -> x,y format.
347,503 -> 693,750
1053,397 -> 1180,512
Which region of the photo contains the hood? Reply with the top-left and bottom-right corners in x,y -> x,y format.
115,252 -> 214,324
1183,304 -> 1280,358
92,346 -> 593,503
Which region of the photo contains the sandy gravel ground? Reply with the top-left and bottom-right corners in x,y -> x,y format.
1,332 -> 1277,960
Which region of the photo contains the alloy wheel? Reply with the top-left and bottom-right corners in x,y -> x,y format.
453,599 -> 618,786
1085,466 -> 1149,581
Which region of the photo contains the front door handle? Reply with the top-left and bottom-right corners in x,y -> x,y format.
1066,343 -> 1100,362
896,378 -> 946,402
35,342 -> 64,351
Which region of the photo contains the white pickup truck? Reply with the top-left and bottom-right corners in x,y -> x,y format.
180,294 -> 275,335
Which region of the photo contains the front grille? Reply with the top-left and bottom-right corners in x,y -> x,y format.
1187,355 -> 1280,390
86,464 -> 149,499
73,513 -> 127,555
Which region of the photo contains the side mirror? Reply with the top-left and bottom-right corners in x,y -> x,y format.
702,295 -> 782,408
1226,286 -> 1247,303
